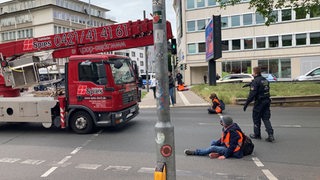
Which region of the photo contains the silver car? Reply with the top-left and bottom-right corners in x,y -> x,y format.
217,74 -> 254,83
295,67 -> 320,81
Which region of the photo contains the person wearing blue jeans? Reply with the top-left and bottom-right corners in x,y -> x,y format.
184,116 -> 244,159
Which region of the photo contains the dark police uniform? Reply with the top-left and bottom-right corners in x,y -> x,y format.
244,74 -> 274,140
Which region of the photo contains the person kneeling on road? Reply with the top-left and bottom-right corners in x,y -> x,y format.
184,116 -> 244,159
208,93 -> 222,114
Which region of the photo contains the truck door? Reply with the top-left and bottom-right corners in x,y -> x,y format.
74,61 -> 112,111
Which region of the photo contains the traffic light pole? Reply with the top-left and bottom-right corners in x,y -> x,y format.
152,0 -> 176,179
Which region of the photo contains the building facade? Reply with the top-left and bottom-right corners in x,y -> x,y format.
173,0 -> 320,85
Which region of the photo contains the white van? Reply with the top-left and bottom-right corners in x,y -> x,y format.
295,66 -> 320,81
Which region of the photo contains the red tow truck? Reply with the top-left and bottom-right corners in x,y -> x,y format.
0,19 -> 173,133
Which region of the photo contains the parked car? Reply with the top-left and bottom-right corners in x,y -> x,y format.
294,66 -> 320,81
217,74 -> 254,83
262,73 -> 277,82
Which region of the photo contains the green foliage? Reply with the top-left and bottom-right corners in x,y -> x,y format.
191,82 -> 320,104
216,0 -> 320,25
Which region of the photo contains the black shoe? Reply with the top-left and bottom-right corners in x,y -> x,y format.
265,135 -> 275,142
184,149 -> 195,156
249,134 -> 261,139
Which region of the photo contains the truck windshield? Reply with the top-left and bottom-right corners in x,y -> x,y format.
110,58 -> 135,84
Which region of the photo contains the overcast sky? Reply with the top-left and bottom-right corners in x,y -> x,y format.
0,0 -> 177,37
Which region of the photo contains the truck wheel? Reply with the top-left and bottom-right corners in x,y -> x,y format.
70,111 -> 94,134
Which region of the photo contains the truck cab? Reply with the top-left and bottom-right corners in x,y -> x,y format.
65,54 -> 139,133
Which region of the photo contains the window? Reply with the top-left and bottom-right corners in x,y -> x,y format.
256,37 -> 266,48
243,13 -> 252,25
221,17 -> 229,29
78,62 -> 107,85
111,58 -> 135,84
296,33 -> 306,45
197,19 -> 206,31
187,21 -> 195,32
255,13 -> 265,24
140,61 -> 144,66
282,35 -> 292,47
198,42 -> 206,53
232,39 -> 241,50
281,9 -> 292,21
208,0 -> 216,6
197,0 -> 205,8
310,5 -> 320,18
271,10 -> 279,22
269,36 -> 279,48
295,7 -> 307,20
258,59 -> 291,78
231,15 -> 240,27
187,43 -> 196,54
140,53 -> 143,58
186,0 -> 194,9
221,40 -> 229,51
310,32 -> 320,44
244,38 -> 253,49
131,51 -> 136,57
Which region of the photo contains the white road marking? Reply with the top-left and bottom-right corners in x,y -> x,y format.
71,147 -> 82,155
58,156 -> 72,164
252,157 -> 264,167
178,91 -> 191,105
279,125 -> 302,128
21,159 -> 45,165
137,167 -> 154,173
41,167 -> 58,177
262,169 -> 278,180
104,165 -> 131,171
76,164 -> 102,170
0,157 -> 20,163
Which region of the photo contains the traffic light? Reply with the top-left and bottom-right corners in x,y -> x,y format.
171,38 -> 177,55
184,64 -> 187,70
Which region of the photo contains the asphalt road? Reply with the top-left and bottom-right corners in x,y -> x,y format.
0,106 -> 319,180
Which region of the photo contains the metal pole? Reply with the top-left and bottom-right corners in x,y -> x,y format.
144,10 -> 149,92
171,55 -> 176,103
152,0 -> 176,179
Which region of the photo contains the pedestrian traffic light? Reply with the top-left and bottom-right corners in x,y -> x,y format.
171,39 -> 177,55
184,64 -> 187,70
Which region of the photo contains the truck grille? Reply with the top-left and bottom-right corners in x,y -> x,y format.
122,90 -> 137,104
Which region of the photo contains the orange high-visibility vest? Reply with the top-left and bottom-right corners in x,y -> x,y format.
221,130 -> 243,152
212,98 -> 222,113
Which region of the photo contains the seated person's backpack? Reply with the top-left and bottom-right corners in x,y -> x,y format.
241,133 -> 254,156
219,100 -> 225,110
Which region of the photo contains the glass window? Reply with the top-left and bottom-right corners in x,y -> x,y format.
131,51 -> 135,57
310,32 -> 320,44
256,37 -> 266,48
310,5 -> 320,18
78,62 -> 107,85
243,13 -> 252,25
186,0 -> 195,9
282,35 -> 292,47
198,42 -> 206,53
231,15 -> 240,27
187,43 -> 196,54
187,21 -> 195,32
221,40 -> 229,51
269,36 -> 279,48
208,0 -> 216,6
244,38 -> 253,49
255,13 -> 265,24
281,9 -> 292,21
271,10 -> 278,22
221,17 -> 228,29
140,53 -> 143,58
295,7 -> 307,20
258,60 -> 268,73
111,58 -> 135,84
197,19 -> 206,31
197,0 -> 205,8
241,60 -> 252,74
280,59 -> 291,78
296,33 -> 306,45
232,39 -> 241,50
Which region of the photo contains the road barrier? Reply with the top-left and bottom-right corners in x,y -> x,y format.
236,95 -> 320,106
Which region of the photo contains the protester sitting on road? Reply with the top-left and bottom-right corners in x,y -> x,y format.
208,93 -> 222,114
184,116 -> 244,159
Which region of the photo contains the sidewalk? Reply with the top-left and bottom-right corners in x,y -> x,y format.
139,88 -> 210,108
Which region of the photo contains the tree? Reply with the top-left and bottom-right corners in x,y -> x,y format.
217,0 -> 320,25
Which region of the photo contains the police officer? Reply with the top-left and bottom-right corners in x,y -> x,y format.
243,66 -> 275,142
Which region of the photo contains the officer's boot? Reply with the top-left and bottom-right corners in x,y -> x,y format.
265,134 -> 275,142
